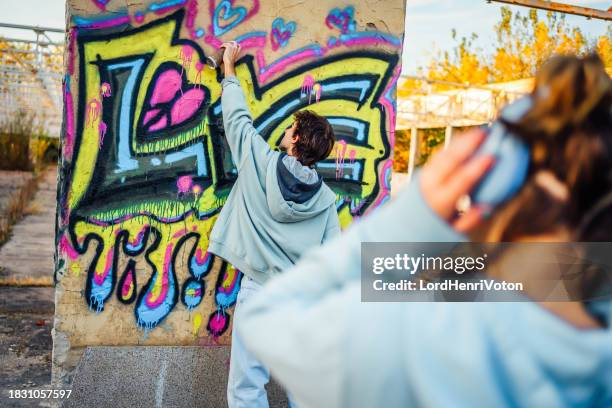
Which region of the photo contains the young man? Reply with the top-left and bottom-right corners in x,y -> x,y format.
208,41 -> 340,408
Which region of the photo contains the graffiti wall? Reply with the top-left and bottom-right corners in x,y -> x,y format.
55,0 -> 405,355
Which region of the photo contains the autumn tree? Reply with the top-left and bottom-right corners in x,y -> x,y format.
419,6 -> 610,89
394,7 -> 611,172
595,25 -> 612,68
426,30 -> 491,87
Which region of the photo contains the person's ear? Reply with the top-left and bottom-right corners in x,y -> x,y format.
292,134 -> 299,143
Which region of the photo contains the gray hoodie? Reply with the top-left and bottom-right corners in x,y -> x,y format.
208,76 -> 340,284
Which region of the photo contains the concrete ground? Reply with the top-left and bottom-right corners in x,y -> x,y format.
0,170 -> 34,247
0,287 -> 54,408
0,166 -> 290,407
0,167 -> 57,407
0,168 -> 56,286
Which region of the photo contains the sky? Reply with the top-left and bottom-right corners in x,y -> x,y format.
0,0 -> 609,74
402,0 -> 611,73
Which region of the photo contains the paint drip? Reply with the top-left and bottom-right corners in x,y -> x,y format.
98,121 -> 107,148
86,99 -> 101,127
194,61 -> 204,87
100,82 -> 112,97
179,45 -> 194,78
193,312 -> 202,337
313,83 -> 322,103
207,309 -> 227,338
301,74 -> 315,102
177,175 -> 194,193
335,140 -> 347,179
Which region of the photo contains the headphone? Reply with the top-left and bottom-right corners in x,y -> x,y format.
470,96 -> 532,207
469,95 -> 612,240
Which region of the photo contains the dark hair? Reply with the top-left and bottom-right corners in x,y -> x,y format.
479,54 -> 612,302
486,53 -> 612,242
292,110 -> 335,167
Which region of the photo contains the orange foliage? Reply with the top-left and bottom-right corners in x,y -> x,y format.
403,6 -> 610,93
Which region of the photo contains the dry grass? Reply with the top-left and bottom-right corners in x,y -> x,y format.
0,275 -> 53,287
0,109 -> 47,172
0,173 -> 41,245
23,200 -> 43,216
0,133 -> 31,171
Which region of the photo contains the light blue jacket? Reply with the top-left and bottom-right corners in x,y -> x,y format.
209,76 -> 340,284
238,175 -> 612,407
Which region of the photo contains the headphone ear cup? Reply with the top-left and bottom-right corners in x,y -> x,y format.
471,125 -> 530,207
471,97 -> 533,208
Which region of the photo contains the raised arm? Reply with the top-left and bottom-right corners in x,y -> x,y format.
220,42 -> 274,172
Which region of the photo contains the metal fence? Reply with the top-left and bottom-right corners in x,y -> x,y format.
0,22 -> 64,137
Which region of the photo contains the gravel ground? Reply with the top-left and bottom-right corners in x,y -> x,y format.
0,167 -> 58,407
0,287 -> 54,408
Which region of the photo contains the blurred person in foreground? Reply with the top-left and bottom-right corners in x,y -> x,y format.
237,54 -> 612,407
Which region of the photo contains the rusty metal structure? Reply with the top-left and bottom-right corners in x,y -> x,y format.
395,75 -> 533,180
0,22 -> 64,137
489,1 -> 612,21
395,0 -> 611,181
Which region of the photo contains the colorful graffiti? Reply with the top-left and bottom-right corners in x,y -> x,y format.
58,1 -> 403,339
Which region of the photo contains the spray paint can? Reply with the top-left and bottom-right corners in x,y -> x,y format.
205,49 -> 225,69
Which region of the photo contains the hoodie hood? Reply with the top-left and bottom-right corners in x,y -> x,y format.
266,154 -> 336,223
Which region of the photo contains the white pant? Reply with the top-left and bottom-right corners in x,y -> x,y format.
227,276 -> 297,408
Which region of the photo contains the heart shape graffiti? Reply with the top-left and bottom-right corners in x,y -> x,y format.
325,6 -> 355,34
139,63 -> 208,137
213,0 -> 247,36
270,18 -> 296,51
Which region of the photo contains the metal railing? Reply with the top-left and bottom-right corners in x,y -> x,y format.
0,22 -> 64,137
